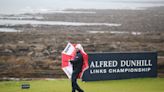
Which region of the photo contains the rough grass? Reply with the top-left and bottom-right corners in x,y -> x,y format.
0,78 -> 164,92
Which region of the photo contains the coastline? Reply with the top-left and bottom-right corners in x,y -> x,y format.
0,6 -> 164,78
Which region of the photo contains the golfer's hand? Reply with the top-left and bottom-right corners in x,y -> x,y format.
68,59 -> 71,62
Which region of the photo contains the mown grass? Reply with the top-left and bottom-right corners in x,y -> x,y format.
0,78 -> 164,92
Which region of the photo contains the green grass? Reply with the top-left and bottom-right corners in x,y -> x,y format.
0,78 -> 164,92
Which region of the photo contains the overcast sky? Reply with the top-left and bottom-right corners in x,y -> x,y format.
0,0 -> 164,14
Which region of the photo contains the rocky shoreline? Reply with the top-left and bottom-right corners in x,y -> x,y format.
0,7 -> 164,78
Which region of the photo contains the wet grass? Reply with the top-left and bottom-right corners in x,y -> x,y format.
0,78 -> 164,92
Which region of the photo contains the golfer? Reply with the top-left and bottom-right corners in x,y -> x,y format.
70,44 -> 84,92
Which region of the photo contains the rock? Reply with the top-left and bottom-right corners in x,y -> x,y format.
32,44 -> 45,52
18,41 -> 25,44
27,51 -> 34,56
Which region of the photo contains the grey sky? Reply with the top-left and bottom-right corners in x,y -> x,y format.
0,0 -> 164,14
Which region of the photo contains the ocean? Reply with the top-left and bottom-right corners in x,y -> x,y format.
0,0 -> 164,32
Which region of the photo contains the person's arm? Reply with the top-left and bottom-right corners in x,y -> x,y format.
70,53 -> 82,64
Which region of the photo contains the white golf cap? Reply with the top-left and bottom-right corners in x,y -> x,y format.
75,44 -> 83,51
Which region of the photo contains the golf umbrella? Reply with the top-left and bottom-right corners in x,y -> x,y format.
61,43 -> 88,79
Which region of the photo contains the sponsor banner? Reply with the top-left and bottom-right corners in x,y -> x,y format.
82,52 -> 157,81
